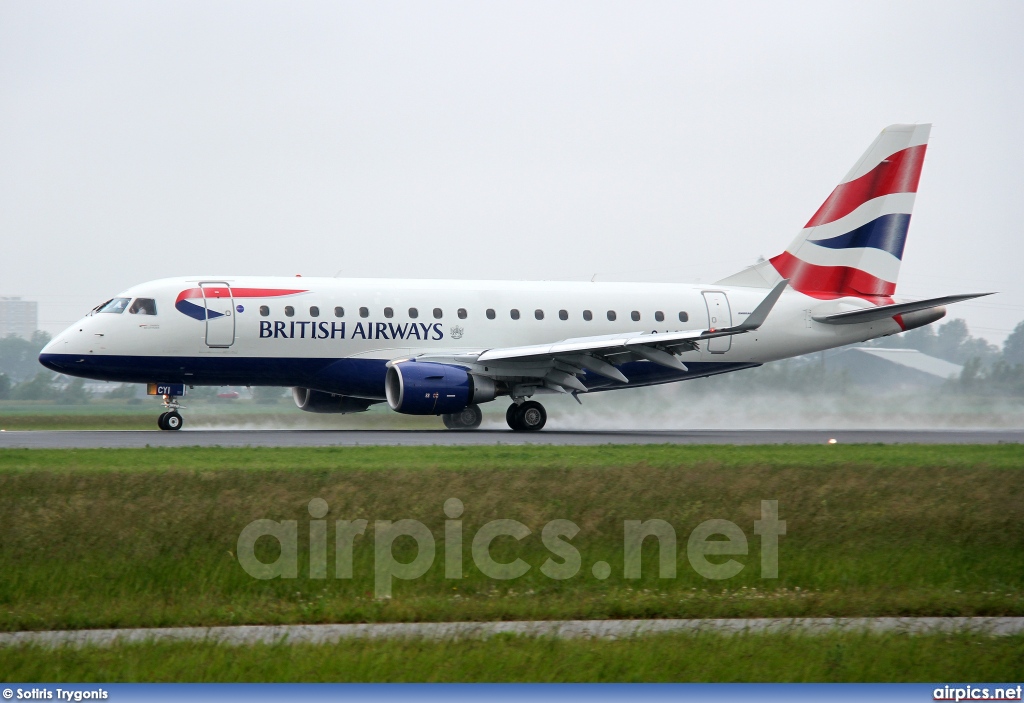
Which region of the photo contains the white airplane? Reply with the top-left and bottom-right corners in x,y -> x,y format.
40,124 -> 990,431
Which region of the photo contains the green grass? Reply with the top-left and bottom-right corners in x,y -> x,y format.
3,633 -> 1023,682
0,445 -> 1021,632
2,443 -> 1023,472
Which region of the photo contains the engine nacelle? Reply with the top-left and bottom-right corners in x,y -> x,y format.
385,361 -> 496,415
292,388 -> 375,414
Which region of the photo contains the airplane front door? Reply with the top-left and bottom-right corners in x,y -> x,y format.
200,282 -> 235,348
703,291 -> 732,353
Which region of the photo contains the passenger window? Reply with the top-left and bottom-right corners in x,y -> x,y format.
630,311 -> 640,322
458,308 -> 467,319
607,310 -> 617,321
655,311 -> 665,322
129,298 -> 157,315
384,307 -> 394,319
97,298 -> 131,314
260,305 -> 270,317
409,307 -> 419,318
535,309 -> 544,320
486,309 -> 496,320
559,310 -> 568,320
334,306 -> 344,318
679,311 -> 689,322
510,309 -> 520,320
433,308 -> 443,319
310,306 -> 320,317
285,306 -> 295,317
583,310 -> 593,321
360,307 -> 369,318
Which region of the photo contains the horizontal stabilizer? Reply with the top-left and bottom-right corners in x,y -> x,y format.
812,293 -> 993,325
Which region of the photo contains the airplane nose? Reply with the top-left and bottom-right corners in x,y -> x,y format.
38,352 -> 62,372
38,331 -> 70,372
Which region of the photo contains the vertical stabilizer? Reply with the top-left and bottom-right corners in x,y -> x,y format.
718,124 -> 930,298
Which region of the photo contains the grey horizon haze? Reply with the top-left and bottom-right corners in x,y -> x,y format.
2,1 -> 1022,342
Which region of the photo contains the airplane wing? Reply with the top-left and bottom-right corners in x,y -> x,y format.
811,292 -> 994,325
403,279 -> 789,393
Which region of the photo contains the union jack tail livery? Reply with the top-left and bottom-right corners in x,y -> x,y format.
722,124 -> 930,299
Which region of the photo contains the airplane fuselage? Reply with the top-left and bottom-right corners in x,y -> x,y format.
40,275 -> 908,399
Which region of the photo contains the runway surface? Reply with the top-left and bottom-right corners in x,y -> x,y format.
2,617 -> 1021,647
0,428 -> 1022,449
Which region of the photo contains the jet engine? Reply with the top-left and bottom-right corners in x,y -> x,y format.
292,388 -> 376,414
385,361 -> 496,415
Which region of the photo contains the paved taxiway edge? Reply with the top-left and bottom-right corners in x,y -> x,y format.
2,618 -> 1022,647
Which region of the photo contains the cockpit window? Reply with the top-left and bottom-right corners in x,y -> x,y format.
129,298 -> 157,315
97,298 -> 131,314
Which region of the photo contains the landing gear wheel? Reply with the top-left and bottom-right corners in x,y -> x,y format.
508,401 -> 546,431
517,401 -> 546,431
506,403 -> 523,431
157,412 -> 169,430
442,404 -> 483,430
163,411 -> 183,431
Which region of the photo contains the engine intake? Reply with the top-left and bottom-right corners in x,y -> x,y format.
292,388 -> 375,414
385,361 -> 496,415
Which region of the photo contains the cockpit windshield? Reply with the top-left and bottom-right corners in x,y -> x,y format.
129,298 -> 157,315
96,298 -> 131,314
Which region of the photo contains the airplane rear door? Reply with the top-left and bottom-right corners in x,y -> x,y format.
200,282 -> 235,348
703,291 -> 732,353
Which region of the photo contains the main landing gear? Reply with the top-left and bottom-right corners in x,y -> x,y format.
506,400 -> 546,431
157,394 -> 184,431
442,404 -> 483,430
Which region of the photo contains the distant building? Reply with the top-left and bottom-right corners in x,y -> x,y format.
825,347 -> 963,389
0,297 -> 38,339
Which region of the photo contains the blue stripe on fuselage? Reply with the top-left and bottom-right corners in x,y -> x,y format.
38,353 -> 758,399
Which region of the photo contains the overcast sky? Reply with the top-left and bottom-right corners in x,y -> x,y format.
2,1 -> 1022,342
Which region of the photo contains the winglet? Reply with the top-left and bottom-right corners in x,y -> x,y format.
736,279 -> 789,331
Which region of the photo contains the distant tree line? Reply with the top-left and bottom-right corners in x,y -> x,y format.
0,332 -> 291,403
677,317 -> 1024,397
868,318 -> 1024,395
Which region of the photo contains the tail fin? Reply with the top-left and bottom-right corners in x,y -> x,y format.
719,124 -> 931,298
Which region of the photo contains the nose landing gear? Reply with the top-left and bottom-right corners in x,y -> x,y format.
158,411 -> 184,431
506,400 -> 546,431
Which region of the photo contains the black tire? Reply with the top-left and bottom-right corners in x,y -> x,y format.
443,405 -> 483,430
164,411 -> 184,431
516,401 -> 546,431
157,412 -> 168,430
506,403 -> 522,431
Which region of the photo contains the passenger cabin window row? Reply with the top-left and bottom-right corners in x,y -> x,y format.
256,305 -> 689,323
